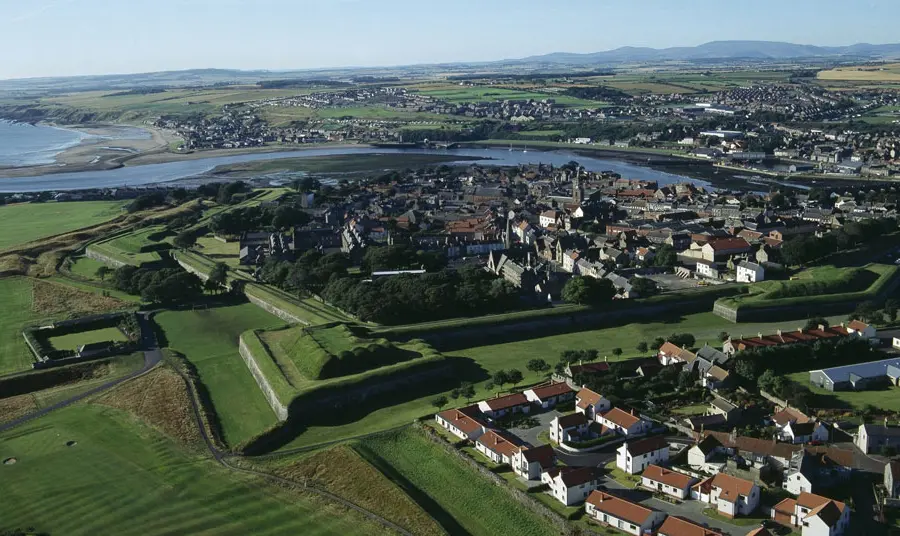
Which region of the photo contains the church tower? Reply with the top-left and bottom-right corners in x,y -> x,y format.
572,169 -> 584,205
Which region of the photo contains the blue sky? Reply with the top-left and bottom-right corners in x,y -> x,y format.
1,0 -> 897,79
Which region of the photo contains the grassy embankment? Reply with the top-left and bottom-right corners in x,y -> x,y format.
0,405 -> 392,536
716,264 -> 899,312
87,225 -> 171,266
0,277 -> 132,376
354,427 -> 559,536
0,201 -> 127,252
253,311 -> 846,452
154,303 -> 287,447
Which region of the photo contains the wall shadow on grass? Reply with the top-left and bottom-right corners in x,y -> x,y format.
240,357 -> 489,455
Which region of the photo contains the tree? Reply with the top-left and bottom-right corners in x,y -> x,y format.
173,231 -> 197,249
885,299 -> 900,323
507,369 -> 523,388
527,359 -> 551,377
207,263 -> 228,293
95,266 -> 112,281
561,276 -> 616,305
805,317 -> 830,331
667,333 -> 696,348
853,301 -> 882,324
612,348 -> 623,358
492,370 -> 510,390
718,331 -> 730,342
430,395 -> 448,412
459,382 -> 475,403
629,277 -> 659,297
651,337 -> 666,351
652,245 -> 677,268
734,358 -> 758,384
636,341 -> 648,354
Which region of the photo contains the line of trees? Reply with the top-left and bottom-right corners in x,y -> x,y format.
780,218 -> 898,266
321,266 -> 521,324
112,265 -> 203,304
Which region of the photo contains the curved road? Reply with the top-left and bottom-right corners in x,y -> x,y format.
0,313 -> 163,435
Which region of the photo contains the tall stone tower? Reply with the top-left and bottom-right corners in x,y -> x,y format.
572,168 -> 584,205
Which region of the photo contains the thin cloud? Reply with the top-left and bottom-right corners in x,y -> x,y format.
7,0 -> 77,23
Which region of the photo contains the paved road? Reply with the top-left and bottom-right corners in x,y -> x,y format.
0,312 -> 163,435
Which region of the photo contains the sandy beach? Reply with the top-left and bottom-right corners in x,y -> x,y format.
0,123 -> 366,179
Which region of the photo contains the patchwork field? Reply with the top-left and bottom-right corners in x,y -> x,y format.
0,405 -> 391,536
154,303 -> 285,446
818,63 -> 900,82
48,326 -> 127,351
354,427 -> 558,536
0,201 -> 127,251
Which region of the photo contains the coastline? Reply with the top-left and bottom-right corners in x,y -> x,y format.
0,121 -> 367,179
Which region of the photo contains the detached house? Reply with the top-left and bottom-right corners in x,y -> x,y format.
575,387 -> 611,420
783,450 -> 850,495
885,461 -> 900,498
616,435 -> 670,474
658,342 -> 697,366
584,491 -> 666,536
641,465 -> 698,500
771,492 -> 850,536
657,516 -> 722,536
523,381 -> 576,409
692,473 -> 760,518
598,407 -> 653,437
544,467 -> 602,506
475,429 -> 520,465
781,421 -> 830,444
477,393 -> 531,418
550,413 -> 590,444
434,405 -> 487,441
512,444 -> 555,481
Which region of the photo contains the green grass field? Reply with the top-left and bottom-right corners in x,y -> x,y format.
354,427 -> 558,536
155,303 -> 286,446
194,236 -> 240,267
0,405 -> 391,536
48,327 -> 127,351
417,86 -> 598,108
108,226 -> 172,254
0,201 -> 126,251
787,371 -> 900,413
0,277 -> 41,375
68,256 -> 110,280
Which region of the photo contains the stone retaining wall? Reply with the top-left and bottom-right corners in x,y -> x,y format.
238,335 -> 289,421
85,247 -> 128,269
245,290 -> 307,325
174,257 -> 210,281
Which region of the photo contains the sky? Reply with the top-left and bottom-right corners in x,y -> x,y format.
1,0 -> 898,80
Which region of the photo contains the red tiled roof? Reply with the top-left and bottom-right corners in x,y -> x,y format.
556,412 -> 588,429
527,381 -> 575,400
576,387 -> 605,410
848,320 -> 871,332
709,473 -> 755,503
520,444 -> 555,468
706,237 -> 751,251
658,516 -> 722,536
624,435 -> 668,457
476,429 -> 519,458
559,466 -> 600,487
436,406 -> 486,435
642,465 -> 695,490
586,491 -> 655,525
481,393 -> 529,411
798,491 -> 846,514
601,407 -> 641,429
771,407 -> 810,426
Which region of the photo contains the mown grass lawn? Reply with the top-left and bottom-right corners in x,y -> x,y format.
155,303 -> 285,447
48,327 -> 127,351
0,201 -> 127,251
68,256 -> 110,280
0,277 -> 40,375
453,312 -> 847,384
355,427 -> 559,536
0,405 -> 390,536
787,371 -> 900,413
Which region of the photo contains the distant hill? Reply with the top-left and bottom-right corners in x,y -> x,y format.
513,40 -> 900,66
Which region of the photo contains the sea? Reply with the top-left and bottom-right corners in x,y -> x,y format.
0,121 -> 87,167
